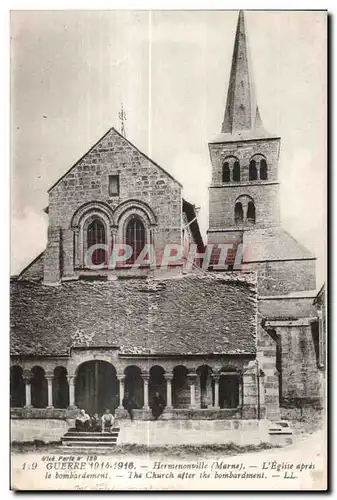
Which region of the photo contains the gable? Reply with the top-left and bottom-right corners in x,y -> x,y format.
48,127 -> 182,194
46,127 -> 183,243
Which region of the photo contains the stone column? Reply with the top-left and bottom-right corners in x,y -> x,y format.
73,228 -> 80,268
67,375 -> 76,408
187,373 -> 197,409
117,374 -> 125,409
242,361 -> 258,419
45,371 -> 54,409
108,227 -> 116,269
212,372 -> 220,410
238,376 -> 243,406
23,369 -> 32,408
164,373 -> 173,409
149,228 -> 156,269
195,374 -> 201,409
142,373 -> 150,410
78,226 -> 84,268
259,371 -> 265,406
206,373 -> 213,408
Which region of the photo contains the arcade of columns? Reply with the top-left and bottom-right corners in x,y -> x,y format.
17,369 -> 249,411
17,364 -> 261,414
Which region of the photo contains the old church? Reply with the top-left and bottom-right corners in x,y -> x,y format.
10,11 -> 324,442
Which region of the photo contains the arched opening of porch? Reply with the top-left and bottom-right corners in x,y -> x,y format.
172,365 -> 189,408
149,365 -> 166,408
219,368 -> 241,409
75,360 -> 118,415
10,365 -> 25,408
31,366 -> 48,408
197,365 -> 213,409
53,366 -> 69,409
124,365 -> 144,409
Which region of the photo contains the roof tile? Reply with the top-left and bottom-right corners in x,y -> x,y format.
10,273 -> 257,357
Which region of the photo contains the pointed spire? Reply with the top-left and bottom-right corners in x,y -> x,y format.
221,11 -> 262,136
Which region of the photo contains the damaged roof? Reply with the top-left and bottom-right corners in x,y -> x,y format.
10,273 -> 257,357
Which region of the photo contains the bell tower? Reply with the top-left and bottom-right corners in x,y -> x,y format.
207,11 -> 281,252
207,9 -> 315,293
206,9 -> 319,416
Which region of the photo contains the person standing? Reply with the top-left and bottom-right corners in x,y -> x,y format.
151,391 -> 164,420
123,391 -> 136,421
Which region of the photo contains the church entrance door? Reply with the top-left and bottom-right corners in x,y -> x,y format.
75,360 -> 119,415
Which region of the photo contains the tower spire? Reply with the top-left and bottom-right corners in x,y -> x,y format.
221,11 -> 261,136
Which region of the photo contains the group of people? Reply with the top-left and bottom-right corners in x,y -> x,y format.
75,391 -> 165,431
122,391 -> 165,421
75,408 -> 115,433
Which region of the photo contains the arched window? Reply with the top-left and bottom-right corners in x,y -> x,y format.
260,159 -> 268,180
126,216 -> 146,264
249,160 -> 257,181
222,162 -> 230,183
232,161 -> 240,182
87,218 -> 106,266
247,201 -> 256,224
234,202 -> 244,224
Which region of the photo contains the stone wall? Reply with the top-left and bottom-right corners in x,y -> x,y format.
277,323 -> 322,407
209,138 -> 280,185
209,183 -> 280,231
256,320 -> 280,421
116,409 -> 243,420
117,419 -> 271,446
208,137 -> 281,231
10,418 -> 271,446
11,419 -> 69,443
247,260 -> 316,297
49,129 -> 182,242
45,128 -> 182,280
43,227 -> 61,283
259,296 -> 317,320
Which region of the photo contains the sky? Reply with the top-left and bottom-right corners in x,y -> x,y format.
10,10 -> 327,286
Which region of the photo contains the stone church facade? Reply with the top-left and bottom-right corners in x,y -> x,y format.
10,11 -> 324,441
